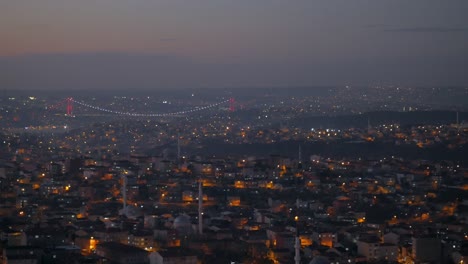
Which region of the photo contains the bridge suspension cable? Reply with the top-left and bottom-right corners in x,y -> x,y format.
45,99 -> 68,110
70,98 -> 231,117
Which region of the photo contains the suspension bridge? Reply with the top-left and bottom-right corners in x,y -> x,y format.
46,97 -> 236,117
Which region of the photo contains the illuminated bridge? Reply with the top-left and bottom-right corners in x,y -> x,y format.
46,97 -> 236,117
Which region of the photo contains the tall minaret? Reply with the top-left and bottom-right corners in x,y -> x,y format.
298,145 -> 302,164
198,178 -> 203,235
177,133 -> 181,163
367,116 -> 372,134
122,174 -> 127,215
295,236 -> 301,264
295,216 -> 301,264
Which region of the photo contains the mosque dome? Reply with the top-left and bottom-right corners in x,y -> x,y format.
119,204 -> 142,219
173,214 -> 192,234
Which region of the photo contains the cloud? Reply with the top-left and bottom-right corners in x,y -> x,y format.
383,27 -> 468,33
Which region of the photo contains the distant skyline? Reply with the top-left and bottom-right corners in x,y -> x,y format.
1,0 -> 468,90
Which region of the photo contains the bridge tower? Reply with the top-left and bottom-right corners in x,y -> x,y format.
66,97 -> 74,116
229,97 -> 235,112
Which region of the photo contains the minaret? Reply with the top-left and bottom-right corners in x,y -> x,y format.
298,145 -> 302,163
295,236 -> 301,264
295,216 -> 301,264
198,179 -> 203,235
177,133 -> 181,163
122,174 -> 127,215
367,116 -> 371,134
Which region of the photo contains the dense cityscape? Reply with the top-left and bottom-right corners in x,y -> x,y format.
0,86 -> 467,264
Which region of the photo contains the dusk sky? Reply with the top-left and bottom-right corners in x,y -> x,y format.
1,0 -> 468,90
